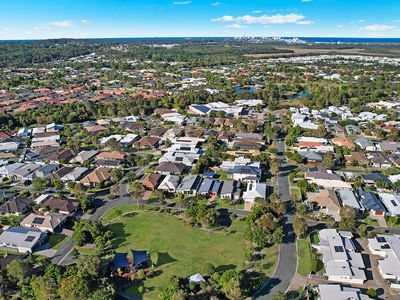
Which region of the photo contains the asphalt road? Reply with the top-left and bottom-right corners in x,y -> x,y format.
254,133 -> 297,299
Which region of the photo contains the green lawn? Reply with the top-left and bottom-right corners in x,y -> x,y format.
297,239 -> 313,276
362,217 -> 379,227
216,170 -> 229,181
290,186 -> 302,201
106,210 -> 249,298
310,232 -> 320,245
47,234 -> 68,250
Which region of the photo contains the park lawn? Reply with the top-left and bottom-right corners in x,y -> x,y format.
253,244 -> 279,277
102,204 -> 151,223
297,239 -> 313,276
47,233 -> 68,250
107,210 -> 248,299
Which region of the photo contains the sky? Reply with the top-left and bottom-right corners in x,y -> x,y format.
1,0 -> 400,40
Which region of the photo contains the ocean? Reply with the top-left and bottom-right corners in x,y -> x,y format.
1,37 -> 400,44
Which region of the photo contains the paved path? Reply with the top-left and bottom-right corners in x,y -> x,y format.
254,132 -> 297,299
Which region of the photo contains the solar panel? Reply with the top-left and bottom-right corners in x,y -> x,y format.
32,217 -> 45,225
391,200 -> 398,207
334,246 -> 344,253
25,236 -> 35,242
377,237 -> 387,243
381,244 -> 391,249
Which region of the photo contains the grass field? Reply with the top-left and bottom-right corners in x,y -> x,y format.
297,239 -> 313,276
106,209 -> 270,298
362,217 -> 379,227
47,233 -> 68,250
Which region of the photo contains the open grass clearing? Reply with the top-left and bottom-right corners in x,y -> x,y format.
106,208 -> 276,298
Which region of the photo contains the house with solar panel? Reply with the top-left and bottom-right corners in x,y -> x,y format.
20,212 -> 67,233
0,227 -> 46,253
111,250 -> 152,278
314,229 -> 366,285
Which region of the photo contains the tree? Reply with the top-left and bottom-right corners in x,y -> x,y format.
111,168 -> 124,182
202,263 -> 215,276
293,217 -> 308,239
339,205 -> 357,232
322,151 -> 335,169
30,275 -> 55,300
270,158 -> 280,174
129,181 -> 145,198
32,177 -> 49,191
223,278 -> 243,300
58,275 -> 91,300
136,269 -> 146,280
6,258 -> 32,287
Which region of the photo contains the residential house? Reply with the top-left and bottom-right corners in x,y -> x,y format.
379,193 -> 400,216
40,197 -> 79,215
157,175 -> 180,193
355,137 -> 376,151
60,167 -> 89,182
337,189 -> 363,211
307,189 -> 341,220
314,229 -> 366,285
32,163 -> 60,179
298,151 -> 323,163
331,138 -> 356,150
48,149 -> 75,163
360,173 -> 392,188
316,284 -> 373,300
154,162 -> 186,175
243,182 -> 267,211
134,137 -> 160,149
70,150 -> 99,164
219,180 -> 241,202
368,235 -> 400,282
79,167 -> 112,186
305,168 -> 352,189
0,196 -> 33,216
176,175 -> 201,195
368,152 -> 392,169
20,212 -> 67,233
13,163 -> 41,180
138,173 -> 163,191
359,190 -> 386,216
344,152 -> 369,166
0,227 -> 46,253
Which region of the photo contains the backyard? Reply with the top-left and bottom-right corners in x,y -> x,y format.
104,207 -> 277,298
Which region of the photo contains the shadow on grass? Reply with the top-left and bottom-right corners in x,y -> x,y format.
153,252 -> 178,267
107,223 -> 127,248
215,264 -> 237,273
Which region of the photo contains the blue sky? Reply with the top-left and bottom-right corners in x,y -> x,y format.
1,0 -> 400,39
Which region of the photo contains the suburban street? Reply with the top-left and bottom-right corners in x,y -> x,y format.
255,124 -> 297,299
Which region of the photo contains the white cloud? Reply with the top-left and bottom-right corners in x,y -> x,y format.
361,24 -> 396,31
49,20 -> 74,28
337,24 -> 343,28
211,13 -> 311,25
211,15 -> 234,22
81,19 -> 91,25
301,0 -> 312,2
356,19 -> 366,23
212,2 -> 221,6
1,27 -> 10,32
252,10 -> 262,13
297,20 -> 313,25
225,24 -> 248,28
33,26 -> 52,31
173,1 -> 191,4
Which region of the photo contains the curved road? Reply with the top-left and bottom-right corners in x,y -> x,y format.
254,131 -> 297,298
